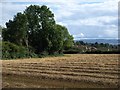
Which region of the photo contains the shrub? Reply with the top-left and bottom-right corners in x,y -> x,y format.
2,41 -> 38,59
85,50 -> 120,54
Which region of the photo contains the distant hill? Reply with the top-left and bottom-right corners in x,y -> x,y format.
75,39 -> 120,45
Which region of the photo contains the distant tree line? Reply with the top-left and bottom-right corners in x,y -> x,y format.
2,5 -> 73,59
63,41 -> 120,54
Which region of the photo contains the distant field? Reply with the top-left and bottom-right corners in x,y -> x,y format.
2,54 -> 119,88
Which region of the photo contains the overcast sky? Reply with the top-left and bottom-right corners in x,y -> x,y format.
0,0 -> 119,40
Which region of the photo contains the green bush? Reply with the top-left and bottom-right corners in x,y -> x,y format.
85,50 -> 120,54
2,41 -> 38,59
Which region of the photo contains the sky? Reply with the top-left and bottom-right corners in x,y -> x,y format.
0,0 -> 119,40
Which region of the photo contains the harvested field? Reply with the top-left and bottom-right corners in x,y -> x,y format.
2,54 -> 120,88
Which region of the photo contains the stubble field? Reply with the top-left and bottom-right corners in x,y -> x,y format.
2,54 -> 120,88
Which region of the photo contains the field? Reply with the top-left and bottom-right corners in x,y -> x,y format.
2,54 -> 120,88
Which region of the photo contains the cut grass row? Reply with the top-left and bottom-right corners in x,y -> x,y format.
3,66 -> 120,74
3,68 -> 119,79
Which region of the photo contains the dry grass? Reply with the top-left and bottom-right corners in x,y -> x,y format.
2,54 -> 119,88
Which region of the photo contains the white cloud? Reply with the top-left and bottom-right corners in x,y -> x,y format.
0,0 -> 119,39
0,0 -> 101,3
57,22 -> 68,27
73,33 -> 85,39
0,3 -> 2,25
64,16 -> 117,27
104,29 -> 118,38
53,0 -> 118,26
1,2 -> 30,26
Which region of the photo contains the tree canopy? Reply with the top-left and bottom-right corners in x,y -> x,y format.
2,5 -> 73,57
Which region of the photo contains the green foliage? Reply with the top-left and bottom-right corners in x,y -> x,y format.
3,13 -> 28,46
2,41 -> 38,59
24,5 -> 56,54
0,25 -> 2,43
2,5 -> 74,59
47,24 -> 73,54
85,50 -> 120,54
0,25 -> 2,34
75,41 -> 86,45
63,35 -> 74,49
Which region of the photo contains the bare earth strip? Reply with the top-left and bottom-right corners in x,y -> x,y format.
2,54 -> 120,88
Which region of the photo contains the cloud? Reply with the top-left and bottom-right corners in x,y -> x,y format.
73,33 -> 86,40
63,16 -> 117,27
1,0 -> 103,3
0,3 -> 2,25
104,28 -> 118,38
1,2 -> 30,26
68,24 -> 118,39
73,33 -> 85,38
57,22 -> 68,27
0,0 -> 119,39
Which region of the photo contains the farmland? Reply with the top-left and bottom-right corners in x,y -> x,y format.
2,54 -> 119,88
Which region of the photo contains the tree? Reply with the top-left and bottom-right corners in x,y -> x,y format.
39,5 -> 56,53
24,5 -> 56,54
61,26 -> 73,49
0,25 -> 2,33
2,5 -> 74,56
48,24 -> 64,54
46,24 -> 73,54
4,13 -> 28,46
24,5 -> 41,51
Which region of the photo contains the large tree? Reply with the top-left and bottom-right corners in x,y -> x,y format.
2,5 -> 73,55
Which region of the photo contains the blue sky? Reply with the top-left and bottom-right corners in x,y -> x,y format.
0,0 -> 119,40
